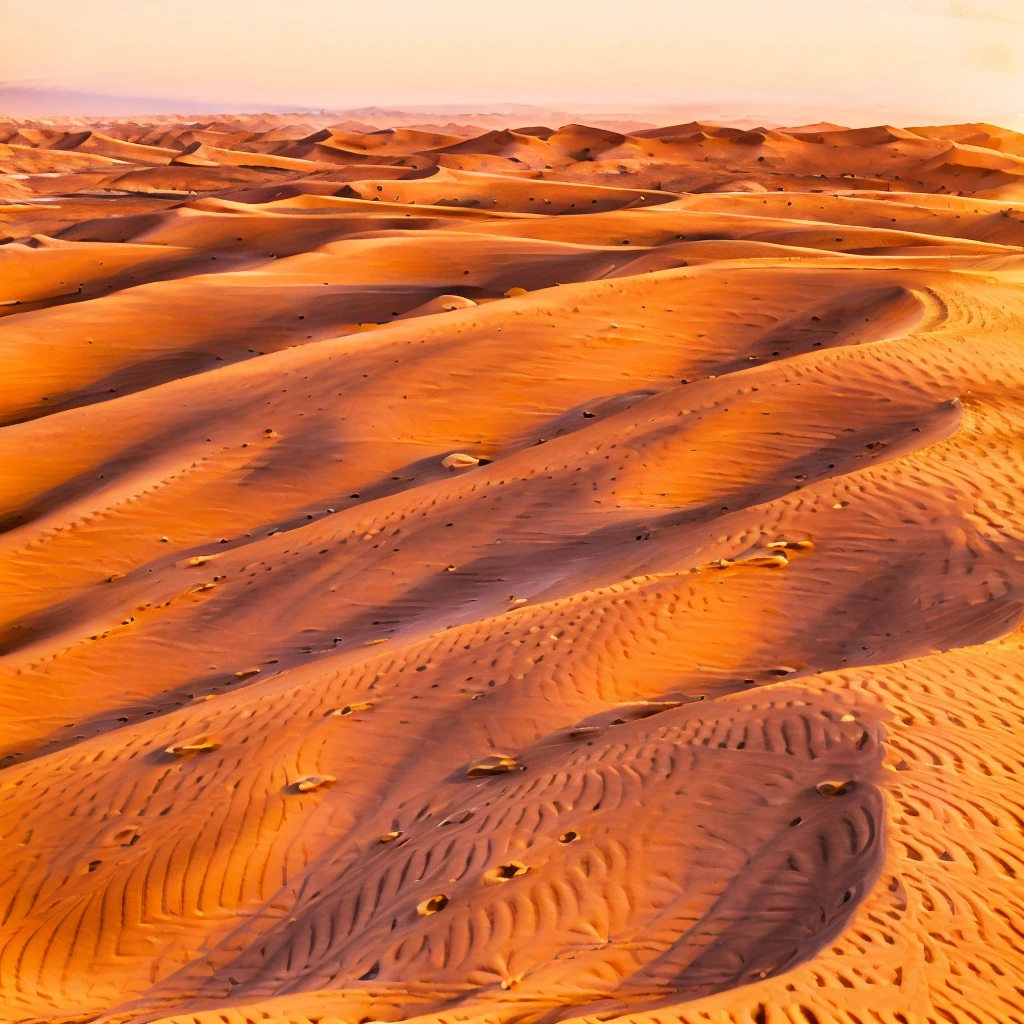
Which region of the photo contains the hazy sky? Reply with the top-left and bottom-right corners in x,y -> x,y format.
2,0 -> 1022,122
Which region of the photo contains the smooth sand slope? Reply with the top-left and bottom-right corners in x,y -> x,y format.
1,116 -> 1024,1024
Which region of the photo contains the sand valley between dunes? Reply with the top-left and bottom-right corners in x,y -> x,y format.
2,114 -> 1024,1024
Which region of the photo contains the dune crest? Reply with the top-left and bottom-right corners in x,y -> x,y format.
1,114 -> 1024,1024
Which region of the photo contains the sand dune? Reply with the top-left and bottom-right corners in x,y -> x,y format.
51,130 -> 180,164
1,115 -> 1024,1024
173,141 -> 325,172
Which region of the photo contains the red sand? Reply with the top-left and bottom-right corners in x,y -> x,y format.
1,115 -> 1024,1024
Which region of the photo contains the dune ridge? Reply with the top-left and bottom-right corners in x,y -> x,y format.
1,116 -> 1024,1024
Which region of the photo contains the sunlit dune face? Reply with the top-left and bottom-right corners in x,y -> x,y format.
1,115 -> 1024,1024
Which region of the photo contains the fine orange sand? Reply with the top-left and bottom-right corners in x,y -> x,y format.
2,115 -> 1024,1024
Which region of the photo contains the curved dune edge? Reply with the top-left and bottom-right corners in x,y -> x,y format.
1,117 -> 1024,1024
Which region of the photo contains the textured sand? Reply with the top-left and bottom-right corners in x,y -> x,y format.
1,116 -> 1024,1024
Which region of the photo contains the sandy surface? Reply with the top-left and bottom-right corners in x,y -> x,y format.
1,116 -> 1024,1024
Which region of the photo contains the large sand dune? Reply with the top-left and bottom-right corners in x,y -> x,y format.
1,115 -> 1024,1024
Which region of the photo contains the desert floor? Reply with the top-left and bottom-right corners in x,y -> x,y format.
2,115 -> 1024,1024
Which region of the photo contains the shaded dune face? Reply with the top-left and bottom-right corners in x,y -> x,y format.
83,690 -> 884,1019
0,116 -> 1024,1024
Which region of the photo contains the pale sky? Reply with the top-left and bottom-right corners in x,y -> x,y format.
1,0 -> 1022,124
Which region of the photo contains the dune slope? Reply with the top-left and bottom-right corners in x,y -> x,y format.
1,117 -> 1024,1024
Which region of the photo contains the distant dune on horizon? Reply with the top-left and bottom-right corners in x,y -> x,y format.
5,83 -> 1023,134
